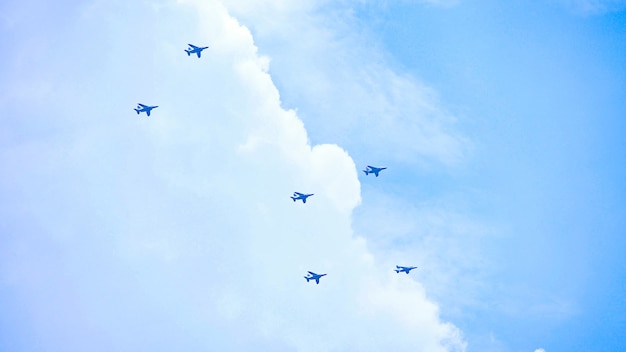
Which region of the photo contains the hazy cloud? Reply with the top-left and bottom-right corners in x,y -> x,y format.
553,0 -> 626,14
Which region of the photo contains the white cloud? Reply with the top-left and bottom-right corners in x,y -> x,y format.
352,189 -> 496,318
535,348 -> 546,352
0,0 -> 465,351
221,0 -> 471,168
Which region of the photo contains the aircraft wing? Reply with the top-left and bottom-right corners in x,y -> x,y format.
294,192 -> 303,196
188,44 -> 199,49
307,271 -> 317,276
138,103 -> 147,108
146,110 -> 151,117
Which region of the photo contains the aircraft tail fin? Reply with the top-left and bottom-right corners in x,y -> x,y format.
363,170 -> 369,175
185,50 -> 190,56
134,109 -> 140,114
394,269 -> 400,273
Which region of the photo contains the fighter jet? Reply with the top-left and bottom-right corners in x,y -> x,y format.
291,192 -> 314,203
304,271 -> 327,284
363,165 -> 387,177
134,103 -> 158,117
185,44 -> 209,58
395,265 -> 417,274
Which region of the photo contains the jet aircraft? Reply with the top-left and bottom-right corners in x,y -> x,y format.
291,192 -> 314,203
304,271 -> 327,284
395,265 -> 417,274
185,44 -> 209,58
134,103 -> 158,117
363,165 -> 387,177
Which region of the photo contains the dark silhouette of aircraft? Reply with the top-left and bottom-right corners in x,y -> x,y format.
363,165 -> 387,177
304,271 -> 327,284
134,103 -> 158,116
291,192 -> 314,203
185,44 -> 209,58
395,266 -> 417,274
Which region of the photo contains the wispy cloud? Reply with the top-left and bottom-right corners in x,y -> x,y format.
352,189 -> 496,318
413,0 -> 461,7
222,0 -> 471,168
553,0 -> 626,15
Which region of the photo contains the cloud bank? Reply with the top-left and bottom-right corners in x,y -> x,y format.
0,0 -> 465,351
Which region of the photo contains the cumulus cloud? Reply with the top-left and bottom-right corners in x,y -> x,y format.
352,189 -> 495,316
535,348 -> 546,352
0,0 -> 465,351
222,0 -> 470,168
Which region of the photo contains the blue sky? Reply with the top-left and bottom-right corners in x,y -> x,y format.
357,2 -> 626,351
1,0 -> 625,351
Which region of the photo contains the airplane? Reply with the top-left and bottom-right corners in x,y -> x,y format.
363,165 -> 387,177
185,44 -> 209,58
395,265 -> 417,274
134,103 -> 158,117
291,192 -> 314,203
304,271 -> 327,284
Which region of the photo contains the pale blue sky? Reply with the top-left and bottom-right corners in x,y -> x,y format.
357,2 -> 626,351
1,0 -> 625,351
243,1 -> 626,351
